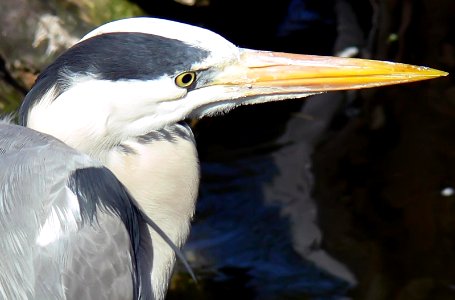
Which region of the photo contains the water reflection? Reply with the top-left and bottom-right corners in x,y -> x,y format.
184,125 -> 353,299
170,93 -> 358,299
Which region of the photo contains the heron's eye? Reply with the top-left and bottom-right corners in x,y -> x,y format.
175,72 -> 196,88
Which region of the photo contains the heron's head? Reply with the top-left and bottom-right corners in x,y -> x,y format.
20,17 -> 447,151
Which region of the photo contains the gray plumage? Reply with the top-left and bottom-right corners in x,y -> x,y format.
0,121 -> 153,299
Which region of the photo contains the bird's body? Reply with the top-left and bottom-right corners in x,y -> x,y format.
0,121 -> 153,299
0,17 -> 446,299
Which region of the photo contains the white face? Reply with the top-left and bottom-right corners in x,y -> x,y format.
70,19 -> 316,131
26,18 -> 245,149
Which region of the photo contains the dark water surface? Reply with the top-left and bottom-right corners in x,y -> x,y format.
167,85 -> 455,300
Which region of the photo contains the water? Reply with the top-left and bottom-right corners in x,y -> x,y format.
169,94 -> 358,299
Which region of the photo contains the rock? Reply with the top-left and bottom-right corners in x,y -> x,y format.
0,0 -> 143,113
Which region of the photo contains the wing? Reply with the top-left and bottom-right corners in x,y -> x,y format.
0,122 -> 153,299
64,167 -> 154,300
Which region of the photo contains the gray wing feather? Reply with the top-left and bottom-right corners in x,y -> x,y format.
61,213 -> 134,300
0,122 -> 148,299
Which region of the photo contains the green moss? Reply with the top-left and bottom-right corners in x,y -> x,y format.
0,81 -> 24,115
74,0 -> 146,27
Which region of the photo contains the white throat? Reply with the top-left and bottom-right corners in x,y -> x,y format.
103,124 -> 200,299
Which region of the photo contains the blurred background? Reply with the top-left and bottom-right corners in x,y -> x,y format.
1,0 -> 454,299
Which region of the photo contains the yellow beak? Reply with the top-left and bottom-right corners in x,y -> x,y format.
213,49 -> 447,93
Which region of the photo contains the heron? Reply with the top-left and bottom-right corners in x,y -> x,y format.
0,17 -> 447,299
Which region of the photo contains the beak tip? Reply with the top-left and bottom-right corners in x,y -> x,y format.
424,70 -> 449,82
422,67 -> 449,78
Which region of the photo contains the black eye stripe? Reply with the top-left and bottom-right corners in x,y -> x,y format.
19,32 -> 210,124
